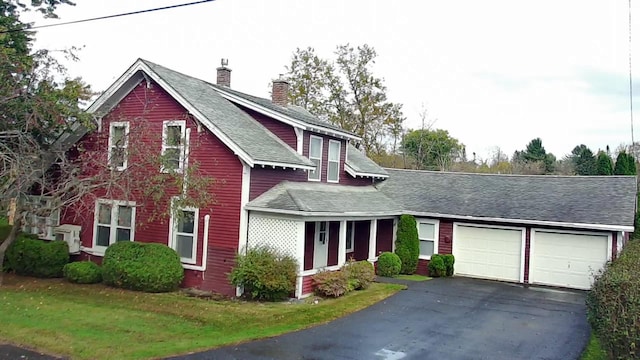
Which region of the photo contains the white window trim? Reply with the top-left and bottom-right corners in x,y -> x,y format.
327,140 -> 341,183
417,219 -> 440,260
108,121 -> 129,171
346,221 -> 355,253
161,120 -> 187,173
315,221 -> 328,244
92,199 -> 136,254
23,196 -> 60,240
169,203 -> 199,265
308,135 -> 323,181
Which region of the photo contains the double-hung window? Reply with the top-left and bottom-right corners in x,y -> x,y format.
418,220 -> 439,259
327,140 -> 341,183
162,120 -> 187,173
94,200 -> 135,252
345,221 -> 355,253
308,135 -> 323,181
23,196 -> 60,240
170,205 -> 199,264
108,122 -> 129,171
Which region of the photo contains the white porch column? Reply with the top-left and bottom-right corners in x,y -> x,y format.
338,220 -> 347,266
295,221 -> 306,299
392,217 -> 398,252
368,219 -> 378,261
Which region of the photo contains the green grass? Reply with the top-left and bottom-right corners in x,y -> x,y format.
395,274 -> 431,281
0,274 -> 404,359
581,333 -> 607,360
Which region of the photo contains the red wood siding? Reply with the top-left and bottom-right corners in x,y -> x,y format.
304,222 -> 315,270
438,221 -> 453,254
376,219 -> 394,254
302,275 -> 315,296
416,259 -> 429,276
351,220 -> 370,261
249,167 -> 307,200
612,231 -> 618,259
239,106 -> 298,149
62,80 -> 243,297
328,221 -> 340,266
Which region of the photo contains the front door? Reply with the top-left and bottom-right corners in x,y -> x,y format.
313,221 -> 329,268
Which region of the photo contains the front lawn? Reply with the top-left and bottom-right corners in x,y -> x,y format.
0,274 -> 404,359
395,274 -> 431,281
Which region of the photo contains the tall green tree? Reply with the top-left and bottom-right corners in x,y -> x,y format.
402,129 -> 464,171
285,44 -> 405,157
570,144 -> 597,175
595,151 -> 614,175
512,138 -> 556,174
395,214 -> 419,275
614,151 -> 637,175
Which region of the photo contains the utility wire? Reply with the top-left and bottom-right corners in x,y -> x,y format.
630,0 -> 635,156
0,0 -> 216,34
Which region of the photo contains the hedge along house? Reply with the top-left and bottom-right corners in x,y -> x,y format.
45,58 -> 636,298
377,169 -> 637,290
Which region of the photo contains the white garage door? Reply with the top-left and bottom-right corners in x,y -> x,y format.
453,225 -> 524,282
530,230 -> 610,290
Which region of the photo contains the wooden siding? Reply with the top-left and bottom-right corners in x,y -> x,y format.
303,131 -> 356,185
328,221 -> 340,266
302,275 -> 315,296
375,219 -> 394,254
249,167 -> 307,200
304,222 -> 315,270
239,106 -> 298,149
62,80 -> 243,297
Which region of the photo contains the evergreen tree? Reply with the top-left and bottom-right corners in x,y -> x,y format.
614,151 -> 637,175
395,214 -> 420,275
595,151 -> 614,175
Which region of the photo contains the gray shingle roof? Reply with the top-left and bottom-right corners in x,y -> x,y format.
140,60 -> 313,168
211,84 -> 356,137
247,181 -> 402,215
377,169 -> 637,228
345,143 -> 388,177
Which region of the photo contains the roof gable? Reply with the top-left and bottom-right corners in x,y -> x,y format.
88,59 -> 314,170
345,143 -> 388,178
378,169 -> 637,231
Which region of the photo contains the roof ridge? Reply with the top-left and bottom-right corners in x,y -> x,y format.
384,168 -> 638,179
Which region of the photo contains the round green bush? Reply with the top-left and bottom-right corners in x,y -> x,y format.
376,252 -> 401,277
5,236 -> 69,278
102,242 -> 184,293
313,270 -> 350,297
442,254 -> 455,276
63,261 -> 102,284
428,254 -> 446,277
343,259 -> 375,290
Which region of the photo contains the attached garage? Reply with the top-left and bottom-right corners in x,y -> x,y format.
529,230 -> 611,290
452,224 -> 525,283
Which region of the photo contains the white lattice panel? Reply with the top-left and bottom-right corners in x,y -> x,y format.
248,215 -> 299,258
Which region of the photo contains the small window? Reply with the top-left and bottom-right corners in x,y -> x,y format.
345,221 -> 355,253
162,120 -> 188,173
170,206 -> 199,264
328,140 -> 341,183
418,221 -> 438,258
108,122 -> 129,170
308,136 -> 323,181
23,196 -> 60,240
94,200 -> 135,251
317,221 -> 328,245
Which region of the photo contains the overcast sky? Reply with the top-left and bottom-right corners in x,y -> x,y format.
26,0 -> 640,161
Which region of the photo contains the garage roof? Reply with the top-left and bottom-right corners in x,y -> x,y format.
377,169 -> 637,231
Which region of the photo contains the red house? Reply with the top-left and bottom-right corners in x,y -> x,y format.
46,59 -> 635,297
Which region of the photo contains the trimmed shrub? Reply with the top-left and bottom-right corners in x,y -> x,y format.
63,261 -> 102,284
586,240 -> 640,359
343,259 -> 375,290
395,214 -> 420,274
428,254 -> 446,277
5,236 -> 69,277
229,245 -> 298,301
313,270 -> 350,297
102,241 -> 184,293
442,254 -> 455,277
377,251 -> 401,277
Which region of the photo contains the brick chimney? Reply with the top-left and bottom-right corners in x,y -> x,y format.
272,75 -> 289,107
216,58 -> 231,87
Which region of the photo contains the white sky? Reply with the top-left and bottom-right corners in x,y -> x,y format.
26,0 -> 640,161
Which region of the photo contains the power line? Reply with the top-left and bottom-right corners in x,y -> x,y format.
0,0 -> 216,34
629,0 -> 635,157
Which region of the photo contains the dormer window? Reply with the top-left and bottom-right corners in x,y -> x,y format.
327,140 -> 340,183
308,135 -> 322,181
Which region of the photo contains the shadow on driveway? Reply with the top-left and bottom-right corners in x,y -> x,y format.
169,277 -> 589,360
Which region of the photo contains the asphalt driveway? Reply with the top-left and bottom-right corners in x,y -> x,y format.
172,277 -> 589,360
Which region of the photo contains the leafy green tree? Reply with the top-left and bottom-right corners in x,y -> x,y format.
595,151 -> 614,175
512,138 -> 556,174
614,151 -> 637,175
571,144 -> 597,175
395,214 -> 420,275
402,129 -> 464,171
285,44 -> 405,157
